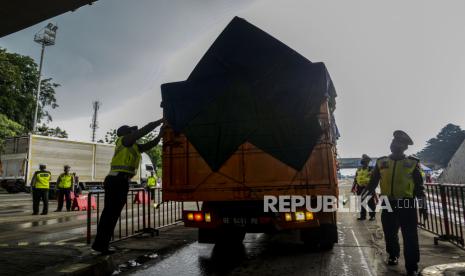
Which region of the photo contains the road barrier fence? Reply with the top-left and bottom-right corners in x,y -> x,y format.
418,183 -> 465,249
86,187 -> 184,244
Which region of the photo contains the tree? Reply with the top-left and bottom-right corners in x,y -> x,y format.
98,129 -> 117,144
0,113 -> 24,152
0,48 -> 60,131
35,124 -> 68,138
417,124 -> 465,168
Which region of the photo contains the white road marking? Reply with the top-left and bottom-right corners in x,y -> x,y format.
39,242 -> 51,246
17,242 -> 28,246
351,229 -> 375,276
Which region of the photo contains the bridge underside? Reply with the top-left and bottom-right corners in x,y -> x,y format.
0,0 -> 97,37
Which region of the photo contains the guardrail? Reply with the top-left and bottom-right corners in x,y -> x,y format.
86,187 -> 184,244
418,183 -> 465,249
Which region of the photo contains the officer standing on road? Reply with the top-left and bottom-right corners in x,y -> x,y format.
352,154 -> 376,221
55,165 -> 74,212
146,171 -> 157,199
363,130 -> 427,276
92,119 -> 165,254
30,164 -> 51,215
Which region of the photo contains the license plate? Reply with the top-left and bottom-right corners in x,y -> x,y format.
222,217 -> 259,225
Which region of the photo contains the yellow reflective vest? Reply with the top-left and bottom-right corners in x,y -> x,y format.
110,137 -> 141,175
34,171 -> 51,189
58,173 -> 73,189
356,168 -> 371,186
377,156 -> 418,199
147,176 -> 157,188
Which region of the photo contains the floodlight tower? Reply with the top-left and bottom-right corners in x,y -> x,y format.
90,101 -> 101,142
32,23 -> 58,133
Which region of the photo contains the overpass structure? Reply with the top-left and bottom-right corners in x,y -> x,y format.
338,157 -> 378,169
0,0 -> 97,37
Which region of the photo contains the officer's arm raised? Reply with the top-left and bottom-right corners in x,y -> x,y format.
138,126 -> 165,152
122,119 -> 163,147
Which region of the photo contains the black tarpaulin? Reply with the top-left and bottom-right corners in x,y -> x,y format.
161,17 -> 337,171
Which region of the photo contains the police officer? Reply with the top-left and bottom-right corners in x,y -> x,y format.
31,164 -> 51,215
352,154 -> 376,221
55,165 -> 74,212
146,171 -> 157,198
363,130 -> 427,276
92,119 -> 165,254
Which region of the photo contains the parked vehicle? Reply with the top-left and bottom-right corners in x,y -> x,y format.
0,135 -> 154,193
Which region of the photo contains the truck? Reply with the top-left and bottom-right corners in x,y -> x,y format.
0,134 -> 155,193
160,17 -> 339,249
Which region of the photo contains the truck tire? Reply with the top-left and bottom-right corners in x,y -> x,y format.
199,228 -> 217,244
300,224 -> 337,251
320,224 -> 338,251
215,227 -> 246,245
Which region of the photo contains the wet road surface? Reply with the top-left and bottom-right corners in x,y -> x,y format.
0,192 -> 89,246
130,210 -> 392,276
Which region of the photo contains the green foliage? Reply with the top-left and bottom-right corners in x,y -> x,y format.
98,129 -> 117,144
417,124 -> 465,168
0,113 -> 25,152
0,48 -> 60,131
137,131 -> 163,176
36,124 -> 68,138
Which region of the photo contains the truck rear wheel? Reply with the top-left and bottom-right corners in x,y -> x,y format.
216,227 -> 246,245
300,224 -> 337,251
198,228 -> 218,244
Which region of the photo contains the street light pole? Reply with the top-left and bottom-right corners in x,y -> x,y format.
32,23 -> 58,133
32,42 -> 45,133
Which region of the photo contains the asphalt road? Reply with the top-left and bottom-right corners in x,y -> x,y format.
0,192 -> 89,246
129,181 -> 465,276
130,210 -> 387,276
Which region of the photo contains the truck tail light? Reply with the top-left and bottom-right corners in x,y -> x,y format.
284,213 -> 292,222
305,211 -> 314,220
283,211 -> 314,222
184,211 -> 213,223
194,213 -> 203,222
205,213 -> 211,222
295,211 -> 305,221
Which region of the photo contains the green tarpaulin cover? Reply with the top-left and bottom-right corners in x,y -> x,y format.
161,17 -> 336,171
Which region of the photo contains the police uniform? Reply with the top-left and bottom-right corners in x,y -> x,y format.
31,169 -> 51,215
92,136 -> 141,252
56,172 -> 73,211
146,175 -> 157,198
147,175 -> 157,188
355,165 -> 376,219
364,131 -> 425,274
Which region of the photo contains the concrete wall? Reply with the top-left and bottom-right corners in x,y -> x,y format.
440,140 -> 465,184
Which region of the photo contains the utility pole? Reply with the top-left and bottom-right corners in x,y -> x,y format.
90,101 -> 101,142
32,23 -> 58,133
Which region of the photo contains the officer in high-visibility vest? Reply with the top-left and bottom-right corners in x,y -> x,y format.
352,154 -> 376,221
146,171 -> 157,199
31,164 -> 51,215
55,165 -> 74,212
363,130 -> 427,276
147,172 -> 157,189
92,119 -> 165,254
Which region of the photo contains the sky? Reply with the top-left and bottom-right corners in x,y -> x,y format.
1,0 -> 465,158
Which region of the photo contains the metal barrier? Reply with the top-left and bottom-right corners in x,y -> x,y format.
86,187 -> 184,244
418,183 -> 465,249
